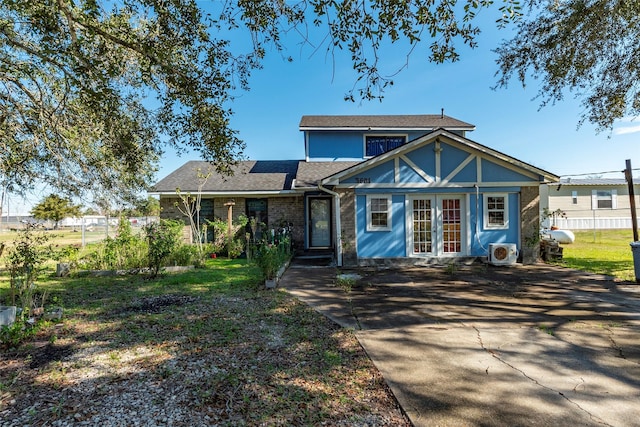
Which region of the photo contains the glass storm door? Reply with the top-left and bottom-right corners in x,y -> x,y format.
441,198 -> 462,254
411,198 -> 434,255
310,198 -> 331,248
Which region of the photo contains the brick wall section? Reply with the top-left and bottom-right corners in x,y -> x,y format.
159,197 -> 186,223
160,196 -> 249,223
213,198 -> 246,222
157,197 -> 189,243
268,196 -> 305,249
160,195 -> 304,249
338,189 -> 358,266
520,186 -> 541,264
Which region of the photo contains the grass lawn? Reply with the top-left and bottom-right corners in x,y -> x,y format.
0,228 -> 122,247
558,229 -> 637,282
0,259 -> 408,425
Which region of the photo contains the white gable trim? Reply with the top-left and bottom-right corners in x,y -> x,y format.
321,129 -> 559,186
441,153 -> 476,185
334,181 -> 540,189
400,154 -> 435,183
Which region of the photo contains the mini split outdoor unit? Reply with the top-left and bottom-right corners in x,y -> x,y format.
488,243 -> 518,265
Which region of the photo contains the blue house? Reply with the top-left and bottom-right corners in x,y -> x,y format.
152,114 -> 558,266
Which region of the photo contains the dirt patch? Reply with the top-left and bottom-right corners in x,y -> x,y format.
119,294 -> 199,315
28,343 -> 76,369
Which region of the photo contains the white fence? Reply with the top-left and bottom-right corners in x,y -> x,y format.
551,217 -> 634,230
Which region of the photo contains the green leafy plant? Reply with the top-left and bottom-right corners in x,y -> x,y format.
253,244 -> 282,280
205,214 -> 248,258
167,244 -> 199,267
541,208 -> 567,229
0,321 -> 37,348
6,223 -> 52,317
335,275 -> 356,293
145,219 -> 182,277
445,261 -> 458,276
253,241 -> 291,281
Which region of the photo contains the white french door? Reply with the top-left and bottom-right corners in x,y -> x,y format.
411,198 -> 434,255
409,195 -> 465,256
440,197 -> 463,255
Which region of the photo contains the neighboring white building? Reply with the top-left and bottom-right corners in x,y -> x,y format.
541,178 -> 640,230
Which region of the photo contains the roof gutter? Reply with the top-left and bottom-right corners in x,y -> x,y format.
318,183 -> 343,267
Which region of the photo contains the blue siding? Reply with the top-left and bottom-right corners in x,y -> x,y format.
344,161 -> 395,184
469,193 -> 520,256
356,194 -> 406,258
449,158 -> 477,182
303,128 -> 538,260
403,144 -> 436,175
355,190 -> 520,259
406,131 -> 432,141
440,143 -> 472,178
307,130 -> 431,160
482,161 -> 536,183
308,131 -> 362,159
399,158 -> 429,183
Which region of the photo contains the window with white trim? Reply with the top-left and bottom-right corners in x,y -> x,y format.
484,194 -> 509,229
591,189 -> 617,209
365,135 -> 407,157
572,190 -> 578,204
367,195 -> 392,231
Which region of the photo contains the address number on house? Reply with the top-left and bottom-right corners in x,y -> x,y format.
355,177 -> 371,184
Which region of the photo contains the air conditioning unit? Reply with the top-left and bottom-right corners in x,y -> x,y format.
488,243 -> 518,266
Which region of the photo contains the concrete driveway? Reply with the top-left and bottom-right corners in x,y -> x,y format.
280,262 -> 640,427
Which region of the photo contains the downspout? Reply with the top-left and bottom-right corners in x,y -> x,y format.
318,183 -> 343,267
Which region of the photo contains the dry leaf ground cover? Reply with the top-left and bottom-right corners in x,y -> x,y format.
0,260 -> 410,426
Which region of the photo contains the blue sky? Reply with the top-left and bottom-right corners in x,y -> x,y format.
157,10 -> 638,185
7,8 -> 639,215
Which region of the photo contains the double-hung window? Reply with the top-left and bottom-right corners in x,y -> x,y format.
365,135 -> 407,157
367,195 -> 392,231
484,194 -> 509,229
592,189 -> 617,209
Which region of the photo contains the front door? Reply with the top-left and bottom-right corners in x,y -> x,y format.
309,197 -> 332,248
440,197 -> 463,255
411,198 -> 434,255
410,195 -> 465,256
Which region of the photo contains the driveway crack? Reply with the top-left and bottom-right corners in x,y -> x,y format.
349,297 -> 362,330
473,326 -> 613,427
605,329 -> 626,360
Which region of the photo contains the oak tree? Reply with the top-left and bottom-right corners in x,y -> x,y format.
2,0 -> 632,212
30,194 -> 81,229
494,0 -> 640,132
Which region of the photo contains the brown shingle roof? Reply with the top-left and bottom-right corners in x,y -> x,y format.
295,161 -> 361,188
299,114 -> 475,130
152,160 -> 362,193
152,160 -> 300,193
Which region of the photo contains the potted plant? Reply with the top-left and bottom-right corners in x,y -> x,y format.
542,208 -> 567,230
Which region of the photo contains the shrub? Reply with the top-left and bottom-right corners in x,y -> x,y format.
253,239 -> 292,280
76,237 -> 147,271
6,223 -> 52,318
206,215 -> 248,258
0,321 -> 37,348
167,244 -> 199,266
74,217 -> 148,271
145,219 -> 182,277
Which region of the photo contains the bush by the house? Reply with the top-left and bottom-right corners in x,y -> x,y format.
145,219 -> 183,277
252,228 -> 293,280
205,215 -> 248,258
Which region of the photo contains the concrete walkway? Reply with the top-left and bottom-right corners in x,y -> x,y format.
280,262 -> 640,427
